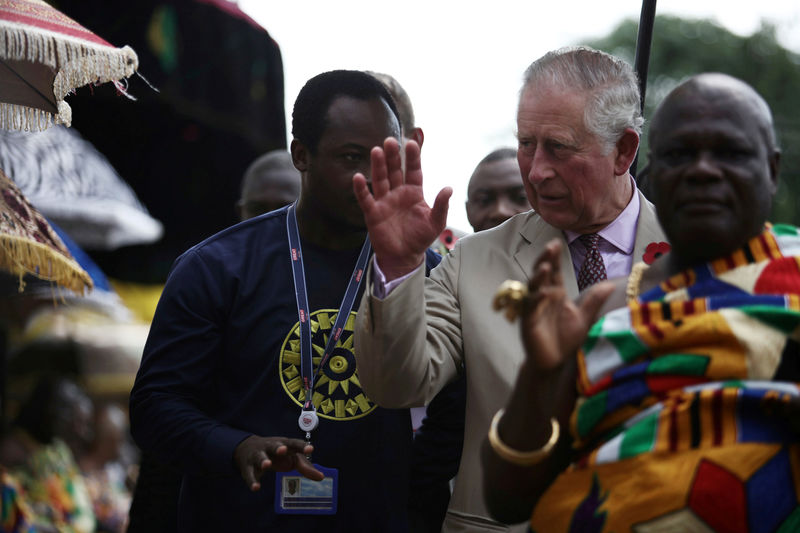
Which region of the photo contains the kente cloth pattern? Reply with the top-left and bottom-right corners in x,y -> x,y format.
530,224 -> 800,533
82,466 -> 131,533
577,233 -> 607,291
8,439 -> 96,533
1,468 -> 36,533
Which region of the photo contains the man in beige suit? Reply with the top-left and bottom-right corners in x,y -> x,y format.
352,47 -> 666,532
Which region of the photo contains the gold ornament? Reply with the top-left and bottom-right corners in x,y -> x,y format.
492,279 -> 529,322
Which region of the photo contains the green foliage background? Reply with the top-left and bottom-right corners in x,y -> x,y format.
583,16 -> 800,224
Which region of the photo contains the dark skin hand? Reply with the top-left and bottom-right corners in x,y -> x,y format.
482,240 -> 614,523
517,241 -> 614,372
234,435 -> 324,491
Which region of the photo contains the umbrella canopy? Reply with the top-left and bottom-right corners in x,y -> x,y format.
0,165 -> 92,294
55,0 -> 286,283
0,125 -> 164,250
0,0 -> 138,131
13,306 -> 148,400
39,219 -> 135,321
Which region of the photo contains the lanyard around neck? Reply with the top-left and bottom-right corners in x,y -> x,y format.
286,203 -> 371,422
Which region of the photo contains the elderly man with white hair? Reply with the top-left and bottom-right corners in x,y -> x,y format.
352,46 -> 666,532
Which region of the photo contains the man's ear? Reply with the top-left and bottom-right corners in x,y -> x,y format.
290,139 -> 309,172
614,128 -> 640,176
768,149 -> 781,194
409,127 -> 424,149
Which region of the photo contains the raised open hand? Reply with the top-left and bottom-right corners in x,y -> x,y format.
234,435 -> 324,491
353,137 -> 452,280
520,240 -> 614,371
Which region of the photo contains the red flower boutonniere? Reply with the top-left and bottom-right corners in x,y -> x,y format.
643,242 -> 671,265
439,229 -> 458,251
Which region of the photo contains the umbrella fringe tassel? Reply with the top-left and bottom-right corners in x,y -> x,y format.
0,233 -> 93,294
0,102 -> 53,132
1,21 -> 138,131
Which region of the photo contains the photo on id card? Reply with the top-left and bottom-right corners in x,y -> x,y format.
275,465 -> 338,515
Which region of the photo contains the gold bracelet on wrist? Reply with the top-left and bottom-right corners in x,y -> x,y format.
625,261 -> 649,302
488,409 -> 560,466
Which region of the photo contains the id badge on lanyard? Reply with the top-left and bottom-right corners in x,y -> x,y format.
278,203 -> 370,515
275,466 -> 339,515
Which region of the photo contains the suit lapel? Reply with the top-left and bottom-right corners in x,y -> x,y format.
512,191 -> 664,300
632,191 -> 666,266
513,214 -> 580,299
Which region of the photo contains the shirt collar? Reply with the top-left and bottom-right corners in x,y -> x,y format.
564,181 -> 641,254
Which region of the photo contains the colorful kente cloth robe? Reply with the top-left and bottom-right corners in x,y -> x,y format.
1,469 -> 35,533
10,439 -> 95,533
530,225 -> 800,533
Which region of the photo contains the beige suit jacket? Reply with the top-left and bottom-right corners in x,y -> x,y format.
354,192 -> 665,532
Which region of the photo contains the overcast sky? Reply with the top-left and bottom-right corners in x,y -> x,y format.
238,0 -> 800,233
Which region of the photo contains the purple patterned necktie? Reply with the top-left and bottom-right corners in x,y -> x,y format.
577,233 -> 607,291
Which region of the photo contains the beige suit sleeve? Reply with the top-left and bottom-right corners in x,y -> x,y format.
353,245 -> 464,408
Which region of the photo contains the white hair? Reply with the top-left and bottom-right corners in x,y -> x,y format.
522,46 -> 643,153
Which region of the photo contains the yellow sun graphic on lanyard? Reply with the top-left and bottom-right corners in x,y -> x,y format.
279,308 -> 376,420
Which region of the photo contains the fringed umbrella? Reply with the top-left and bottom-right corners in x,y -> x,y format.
0,0 -> 140,292
0,0 -> 139,131
55,0 -> 286,283
0,0 -> 139,434
0,166 -> 92,294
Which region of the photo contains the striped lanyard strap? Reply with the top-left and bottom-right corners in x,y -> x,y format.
286,203 -> 371,436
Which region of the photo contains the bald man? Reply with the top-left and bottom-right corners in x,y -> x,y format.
236,150 -> 301,221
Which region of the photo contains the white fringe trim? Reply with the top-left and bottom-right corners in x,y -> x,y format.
0,102 -> 54,131
1,19 -> 138,131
